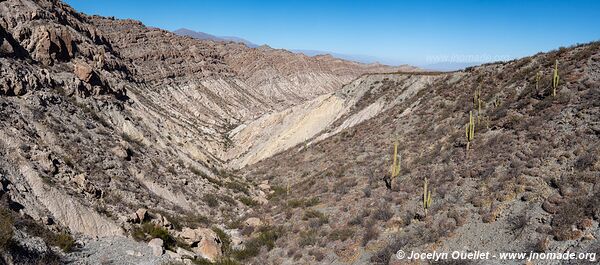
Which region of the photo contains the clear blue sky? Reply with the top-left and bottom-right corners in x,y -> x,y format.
65,0 -> 600,67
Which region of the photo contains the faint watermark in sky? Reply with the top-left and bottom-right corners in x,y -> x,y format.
425,54 -> 512,64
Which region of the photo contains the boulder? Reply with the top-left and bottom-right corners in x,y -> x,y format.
176,247 -> 196,258
258,183 -> 270,190
74,62 -> 94,83
225,229 -> 244,251
136,208 -> 147,222
73,174 -> 87,189
252,194 -> 268,205
245,217 -> 262,227
0,38 -> 14,55
111,145 -> 129,160
166,250 -> 180,259
179,228 -> 222,262
151,213 -> 172,229
127,212 -> 139,223
148,238 -> 164,257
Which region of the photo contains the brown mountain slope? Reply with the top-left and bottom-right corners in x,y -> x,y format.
242,42 -> 600,264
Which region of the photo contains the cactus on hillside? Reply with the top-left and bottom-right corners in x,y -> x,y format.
390,141 -> 400,180
423,178 -> 432,217
465,111 -> 475,151
473,88 -> 483,124
552,60 -> 560,96
477,96 -> 482,124
535,71 -> 541,90
384,141 -> 401,190
473,88 -> 481,107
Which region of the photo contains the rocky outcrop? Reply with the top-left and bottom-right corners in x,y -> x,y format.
179,228 -> 222,262
245,217 -> 262,227
148,238 -> 164,257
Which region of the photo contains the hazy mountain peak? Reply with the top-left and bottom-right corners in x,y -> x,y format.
173,27 -> 259,48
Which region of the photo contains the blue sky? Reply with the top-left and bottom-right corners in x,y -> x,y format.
65,0 -> 600,68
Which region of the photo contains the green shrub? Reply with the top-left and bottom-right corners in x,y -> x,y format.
302,209 -> 329,225
131,223 -> 176,250
192,257 -> 241,265
204,194 -> 219,208
212,227 -> 231,255
287,199 -> 305,208
238,196 -> 258,207
231,226 -> 282,260
231,242 -> 260,260
52,232 -> 75,252
191,167 -> 223,186
267,185 -> 287,201
0,207 -> 14,250
219,195 -> 236,205
328,228 -> 355,241
225,181 -> 249,195
299,230 -> 317,247
304,197 -> 320,207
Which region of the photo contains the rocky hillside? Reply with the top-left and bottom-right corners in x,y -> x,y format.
0,0 -> 413,264
242,42 -> 600,264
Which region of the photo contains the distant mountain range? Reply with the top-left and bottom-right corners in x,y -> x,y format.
173,28 -> 260,48
172,28 -> 482,71
173,28 -> 398,66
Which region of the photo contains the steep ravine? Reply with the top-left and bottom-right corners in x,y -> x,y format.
224,73 -> 442,168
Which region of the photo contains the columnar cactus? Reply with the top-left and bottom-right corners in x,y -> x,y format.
390,141 -> 400,180
477,96 -> 482,124
465,111 -> 475,151
535,71 -> 541,90
423,178 -> 432,217
473,88 -> 482,124
384,141 -> 401,190
552,60 -> 560,96
473,88 -> 481,107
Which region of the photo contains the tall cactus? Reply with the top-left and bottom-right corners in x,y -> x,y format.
390,141 -> 400,180
535,71 -> 541,90
465,111 -> 475,151
384,141 -> 401,190
473,88 -> 481,107
477,96 -> 482,124
552,60 -> 560,97
423,178 -> 432,217
473,88 -> 482,124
